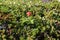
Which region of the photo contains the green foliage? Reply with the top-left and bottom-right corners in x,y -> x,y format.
0,0 -> 60,40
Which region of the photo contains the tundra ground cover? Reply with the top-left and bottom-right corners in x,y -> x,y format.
0,0 -> 60,40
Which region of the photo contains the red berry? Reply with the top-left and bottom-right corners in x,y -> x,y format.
26,11 -> 32,16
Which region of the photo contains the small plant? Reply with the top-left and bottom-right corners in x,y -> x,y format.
0,0 -> 60,40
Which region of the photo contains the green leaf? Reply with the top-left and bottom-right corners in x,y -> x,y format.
1,6 -> 9,13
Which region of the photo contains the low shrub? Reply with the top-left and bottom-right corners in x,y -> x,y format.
0,0 -> 60,40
